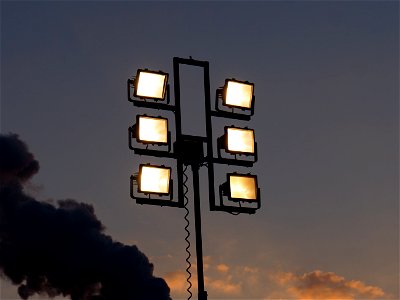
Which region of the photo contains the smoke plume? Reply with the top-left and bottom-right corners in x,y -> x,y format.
0,134 -> 171,300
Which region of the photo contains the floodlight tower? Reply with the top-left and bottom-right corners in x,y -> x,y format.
127,57 -> 261,300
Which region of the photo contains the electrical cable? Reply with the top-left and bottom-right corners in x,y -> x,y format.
182,165 -> 193,300
228,201 -> 242,216
229,211 -> 240,216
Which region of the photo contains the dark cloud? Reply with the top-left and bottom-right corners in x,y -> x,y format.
0,133 -> 171,300
0,134 -> 39,183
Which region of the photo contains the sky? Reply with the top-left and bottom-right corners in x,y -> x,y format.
1,1 -> 399,300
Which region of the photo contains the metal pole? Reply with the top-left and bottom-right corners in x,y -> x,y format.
173,57 -> 209,299
203,61 -> 217,211
191,163 -> 208,300
173,58 -> 185,208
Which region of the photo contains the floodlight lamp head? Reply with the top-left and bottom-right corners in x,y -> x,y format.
222,79 -> 254,110
133,69 -> 169,101
224,126 -> 255,155
227,173 -> 259,202
217,173 -> 261,214
134,115 -> 170,146
216,126 -> 258,164
138,164 -> 172,196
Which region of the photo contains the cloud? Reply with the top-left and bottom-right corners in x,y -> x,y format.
273,270 -> 386,300
164,255 -> 387,300
0,133 -> 39,183
164,258 -> 242,298
164,263 -> 241,298
164,270 -> 191,295
216,264 -> 230,273
207,277 -> 241,296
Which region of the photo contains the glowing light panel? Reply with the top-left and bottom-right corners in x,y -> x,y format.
225,81 -> 253,109
136,71 -> 167,99
140,165 -> 171,194
229,175 -> 257,200
227,127 -> 255,154
138,116 -> 168,144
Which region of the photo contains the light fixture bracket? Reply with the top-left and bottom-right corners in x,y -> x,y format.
128,126 -> 174,158
130,168 -> 183,208
215,174 -> 261,214
127,78 -> 174,110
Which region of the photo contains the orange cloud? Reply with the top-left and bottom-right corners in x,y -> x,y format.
164,270 -> 241,298
163,258 -> 242,298
163,270 -> 196,296
207,277 -> 241,295
216,263 -> 230,273
163,257 -> 388,300
274,270 -> 386,300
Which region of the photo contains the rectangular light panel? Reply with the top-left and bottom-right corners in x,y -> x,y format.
225,80 -> 253,109
136,71 -> 167,100
138,116 -> 168,144
229,175 -> 257,200
226,127 -> 255,154
139,165 -> 171,194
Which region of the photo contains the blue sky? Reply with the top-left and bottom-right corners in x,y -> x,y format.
1,1 -> 398,299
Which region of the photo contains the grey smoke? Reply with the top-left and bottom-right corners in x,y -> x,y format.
0,133 -> 171,300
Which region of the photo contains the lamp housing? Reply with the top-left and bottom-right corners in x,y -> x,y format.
135,115 -> 169,145
224,126 -> 255,155
222,79 -> 254,110
137,164 -> 172,195
225,173 -> 259,202
216,126 -> 258,165
133,69 -> 169,100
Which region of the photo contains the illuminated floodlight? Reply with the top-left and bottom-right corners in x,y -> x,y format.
136,115 -> 168,144
225,127 -> 255,155
134,69 -> 168,100
223,79 -> 254,109
138,164 -> 171,195
228,173 -> 258,201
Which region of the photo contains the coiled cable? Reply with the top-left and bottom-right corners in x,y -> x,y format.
183,165 -> 193,300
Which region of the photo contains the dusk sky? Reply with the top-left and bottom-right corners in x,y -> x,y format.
1,1 -> 398,300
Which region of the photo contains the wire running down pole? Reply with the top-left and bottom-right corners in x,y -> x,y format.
174,134 -> 208,300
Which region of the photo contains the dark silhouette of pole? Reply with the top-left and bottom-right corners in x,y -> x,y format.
172,57 -> 209,300
191,163 -> 208,300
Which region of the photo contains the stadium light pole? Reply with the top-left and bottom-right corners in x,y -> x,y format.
127,57 -> 261,300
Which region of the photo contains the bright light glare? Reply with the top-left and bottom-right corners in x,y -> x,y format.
136,71 -> 167,99
140,166 -> 171,194
225,81 -> 253,109
227,128 -> 254,154
229,175 -> 257,200
138,116 -> 168,144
